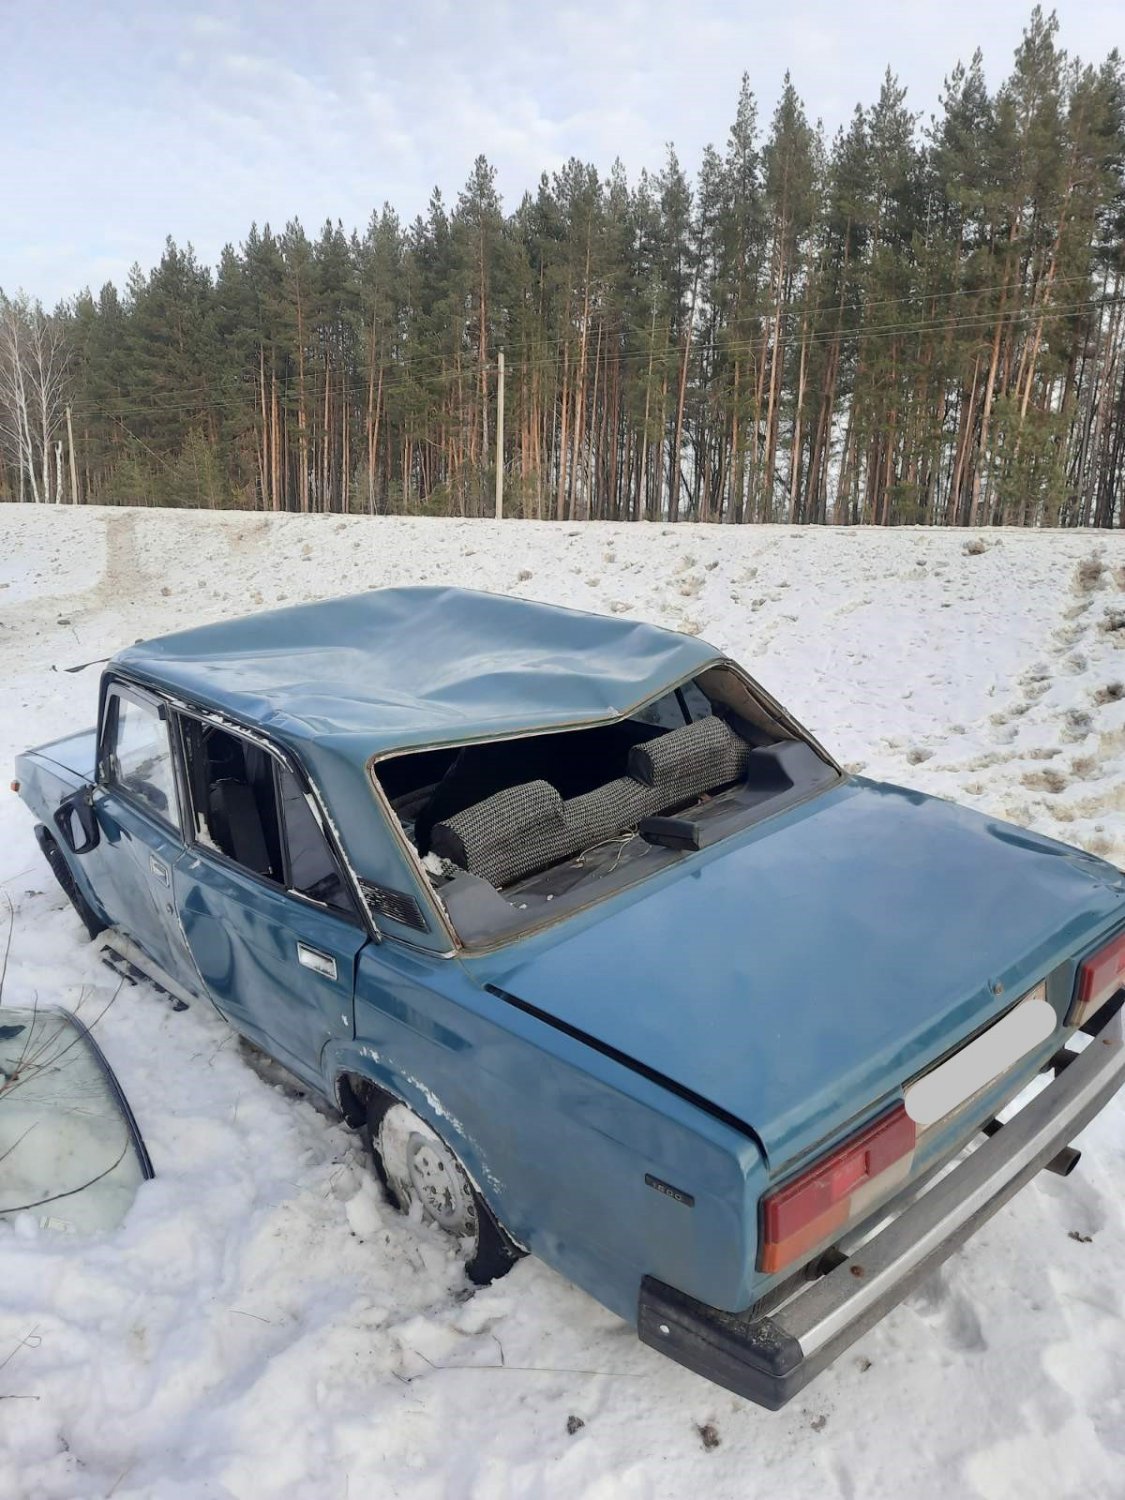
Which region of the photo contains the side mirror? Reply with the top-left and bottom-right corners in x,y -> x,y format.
54,790 -> 100,855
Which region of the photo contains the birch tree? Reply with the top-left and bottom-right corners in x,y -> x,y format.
0,294 -> 71,502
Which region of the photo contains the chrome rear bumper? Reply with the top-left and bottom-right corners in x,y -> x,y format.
639,1006 -> 1125,1409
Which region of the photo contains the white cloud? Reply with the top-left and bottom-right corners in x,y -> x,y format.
2,0 -> 1119,303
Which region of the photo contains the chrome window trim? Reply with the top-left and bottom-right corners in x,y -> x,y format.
107,673 -> 379,943
366,656 -> 841,955
96,677 -> 187,838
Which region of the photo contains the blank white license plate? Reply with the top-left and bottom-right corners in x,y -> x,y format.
904,984 -> 1055,1128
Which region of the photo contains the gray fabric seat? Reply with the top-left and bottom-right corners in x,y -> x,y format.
628,712 -> 752,798
430,716 -> 752,889
429,779 -> 564,888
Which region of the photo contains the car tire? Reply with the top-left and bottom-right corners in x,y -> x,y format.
34,825 -> 106,941
365,1095 -> 521,1285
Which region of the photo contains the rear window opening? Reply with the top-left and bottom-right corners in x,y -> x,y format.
373,666 -> 837,946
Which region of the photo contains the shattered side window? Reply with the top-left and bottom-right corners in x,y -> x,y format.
0,1008 -> 152,1235
278,766 -> 356,917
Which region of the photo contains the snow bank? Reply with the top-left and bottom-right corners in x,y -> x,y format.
1,507 -> 1123,1499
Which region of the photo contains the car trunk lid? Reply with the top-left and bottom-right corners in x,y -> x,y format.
468,779 -> 1125,1167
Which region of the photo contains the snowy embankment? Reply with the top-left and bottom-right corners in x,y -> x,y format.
1,506 -> 1123,1500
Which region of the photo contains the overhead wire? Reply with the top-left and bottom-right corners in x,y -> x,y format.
75,288 -> 1124,426
87,262 -> 1118,409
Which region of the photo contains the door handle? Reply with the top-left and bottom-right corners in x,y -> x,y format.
149,856 -> 170,886
297,943 -> 337,981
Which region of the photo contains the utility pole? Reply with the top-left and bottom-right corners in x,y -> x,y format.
494,350 -> 505,520
66,403 -> 80,504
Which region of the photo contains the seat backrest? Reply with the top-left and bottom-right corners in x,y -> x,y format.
431,716 -> 753,891
414,719 -> 664,853
628,714 -> 751,801
430,779 -> 564,885
208,778 -> 272,877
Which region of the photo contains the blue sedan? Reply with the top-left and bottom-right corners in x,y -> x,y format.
14,587 -> 1125,1408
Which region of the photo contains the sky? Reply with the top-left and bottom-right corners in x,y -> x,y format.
3,0 -> 1121,306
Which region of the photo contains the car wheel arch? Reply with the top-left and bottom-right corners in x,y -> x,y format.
333,1064 -> 527,1257
34,823 -> 108,941
334,1063 -> 492,1193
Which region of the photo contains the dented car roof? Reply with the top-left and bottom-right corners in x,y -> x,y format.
114,586 -> 722,764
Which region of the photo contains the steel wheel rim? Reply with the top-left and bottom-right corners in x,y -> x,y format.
379,1104 -> 478,1240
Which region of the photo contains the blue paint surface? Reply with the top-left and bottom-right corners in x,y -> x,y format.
470,776 -> 1125,1166
113,586 -> 721,760
15,592 -> 1125,1324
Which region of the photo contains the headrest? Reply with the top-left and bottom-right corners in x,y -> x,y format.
429,719 -> 753,891
628,714 -> 751,796
430,778 -> 563,877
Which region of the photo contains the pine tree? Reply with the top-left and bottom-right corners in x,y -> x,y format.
14,11 -> 1123,531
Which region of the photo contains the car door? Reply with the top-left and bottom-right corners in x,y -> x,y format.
87,681 -> 203,998
171,713 -> 368,1083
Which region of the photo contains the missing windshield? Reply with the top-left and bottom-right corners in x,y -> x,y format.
373,667 -> 838,946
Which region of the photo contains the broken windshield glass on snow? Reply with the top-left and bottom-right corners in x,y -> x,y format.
0,1006 -> 152,1234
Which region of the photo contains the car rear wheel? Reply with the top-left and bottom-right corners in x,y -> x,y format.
34,825 -> 105,941
366,1097 -> 520,1285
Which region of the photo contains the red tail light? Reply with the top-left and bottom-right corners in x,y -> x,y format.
1069,929 -> 1125,1028
758,1105 -> 917,1274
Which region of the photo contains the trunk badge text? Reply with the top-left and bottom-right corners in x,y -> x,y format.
645,1173 -> 695,1207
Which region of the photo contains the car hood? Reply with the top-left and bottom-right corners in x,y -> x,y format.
34,727 -> 98,780
469,779 -> 1125,1167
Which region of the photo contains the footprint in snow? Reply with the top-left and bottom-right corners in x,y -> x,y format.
1052,624 -> 1084,651
1022,768 -> 1068,795
910,1269 -> 989,1353
962,749 -> 1011,770
1068,755 -> 1100,783
1073,556 -> 1107,594
1061,709 -> 1094,741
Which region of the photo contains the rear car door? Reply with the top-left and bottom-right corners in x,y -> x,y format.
89,681 -> 202,997
171,713 -> 368,1082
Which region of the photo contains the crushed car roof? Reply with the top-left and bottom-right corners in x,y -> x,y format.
114,587 -> 722,763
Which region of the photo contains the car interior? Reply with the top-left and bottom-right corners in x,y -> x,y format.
177,718 -> 355,916
374,666 -> 838,943
179,719 -> 286,879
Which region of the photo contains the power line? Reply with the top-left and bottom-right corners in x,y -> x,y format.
71,291 -> 1124,426
66,267 -> 1119,408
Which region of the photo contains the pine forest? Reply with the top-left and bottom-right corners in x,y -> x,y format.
3,8 -> 1124,528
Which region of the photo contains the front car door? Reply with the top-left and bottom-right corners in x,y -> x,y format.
88,680 -> 202,998
170,711 -> 368,1085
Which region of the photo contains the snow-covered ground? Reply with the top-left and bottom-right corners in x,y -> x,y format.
1,506 -> 1124,1500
